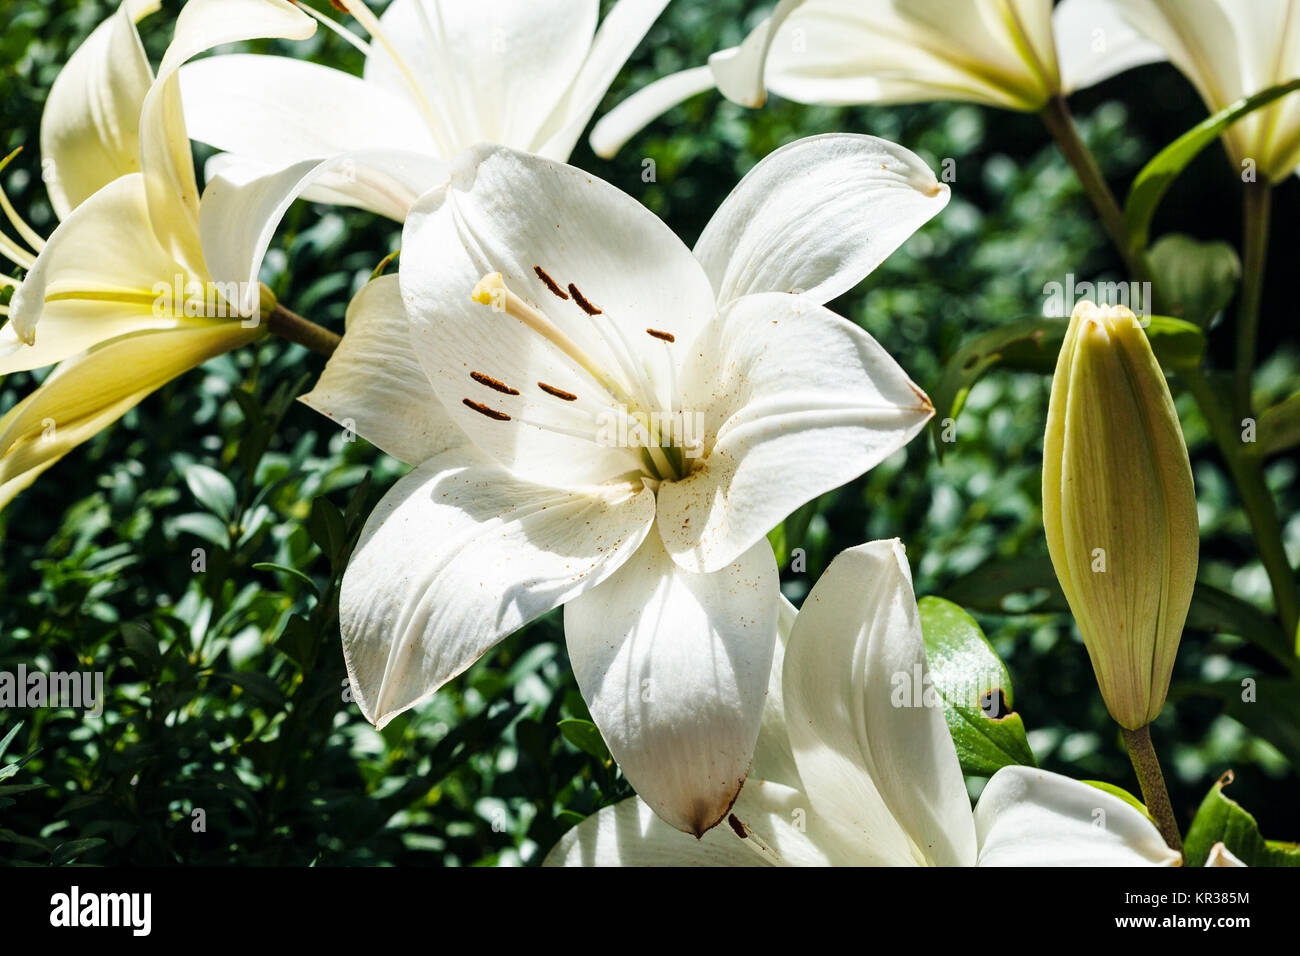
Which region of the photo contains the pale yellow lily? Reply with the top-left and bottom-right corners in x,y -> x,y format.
0,0 -> 322,509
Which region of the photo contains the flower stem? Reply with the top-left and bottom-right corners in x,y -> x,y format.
1121,724 -> 1183,854
1235,181 -> 1271,417
266,303 -> 341,357
1039,95 -> 1153,290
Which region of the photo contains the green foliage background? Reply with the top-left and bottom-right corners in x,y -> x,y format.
1,0 -> 1296,865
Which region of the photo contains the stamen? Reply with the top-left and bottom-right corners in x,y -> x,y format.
728,814 -> 785,865
646,328 -> 675,342
471,272 -> 633,407
568,283 -> 602,316
538,382 -> 577,402
462,398 -> 511,421
533,266 -> 569,300
0,149 -> 45,254
293,1 -> 373,56
470,371 -> 519,395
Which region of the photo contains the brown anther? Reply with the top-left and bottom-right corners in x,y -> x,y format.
646,328 -> 675,342
538,382 -> 578,402
470,371 -> 520,395
533,266 -> 569,300
329,0 -> 349,12
462,398 -> 511,421
727,814 -> 747,839
568,283 -> 602,315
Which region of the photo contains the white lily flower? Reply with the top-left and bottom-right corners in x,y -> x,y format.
174,0 -> 671,224
1057,0 -> 1300,182
545,540 -> 1186,866
303,134 -> 947,835
0,0 -> 363,506
588,0 -> 1171,157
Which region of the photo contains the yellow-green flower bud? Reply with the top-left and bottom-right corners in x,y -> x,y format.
1043,302 -> 1199,730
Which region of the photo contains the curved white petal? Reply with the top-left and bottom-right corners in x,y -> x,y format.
563,531 -> 779,836
658,294 -> 933,573
588,66 -> 716,159
39,0 -> 158,219
536,0 -> 673,160
0,320 -> 259,510
198,149 -> 447,314
749,595 -> 802,790
340,450 -> 655,728
400,144 -> 716,487
178,55 -> 438,172
6,174 -> 194,356
364,0 -> 597,154
1053,0 -> 1168,94
693,133 -> 949,307
707,0 -> 807,108
975,766 -> 1183,866
1205,842 -> 1247,867
300,275 -> 461,466
138,0 -> 316,273
783,539 -> 977,867
543,781 -> 835,866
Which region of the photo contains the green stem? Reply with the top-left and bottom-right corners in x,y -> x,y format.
1183,368 -> 1299,647
266,303 -> 341,357
1121,724 -> 1183,854
1235,181 -> 1271,417
1039,95 -> 1154,291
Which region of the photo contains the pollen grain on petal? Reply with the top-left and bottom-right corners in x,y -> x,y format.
470,371 -> 520,395
538,382 -> 578,402
646,328 -> 675,342
462,398 -> 511,421
568,283 -> 602,316
533,266 -> 569,300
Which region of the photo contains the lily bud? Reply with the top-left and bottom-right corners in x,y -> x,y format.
1042,302 -> 1198,730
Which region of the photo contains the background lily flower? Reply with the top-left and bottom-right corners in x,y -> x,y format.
1057,0 -> 1300,182
303,134 -> 947,835
0,0 -> 333,507
174,0 -> 672,222
544,540 -> 1185,866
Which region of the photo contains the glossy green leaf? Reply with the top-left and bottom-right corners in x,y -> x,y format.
557,718 -> 612,765
930,316 -> 1203,456
1178,678 -> 1300,772
1183,771 -> 1300,866
1256,392 -> 1300,457
253,562 -> 321,599
917,596 -> 1036,776
1083,780 -> 1153,822
182,463 -> 238,522
51,837 -> 106,866
120,621 -> 162,678
1147,233 -> 1240,328
1125,78 -> 1300,252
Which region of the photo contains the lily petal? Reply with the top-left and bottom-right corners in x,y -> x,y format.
0,320 -> 261,509
39,0 -> 158,219
198,149 -> 447,314
543,781 -> 833,866
400,144 -> 716,487
300,275 -> 462,466
975,766 -> 1183,866
536,0 -> 673,160
782,539 -> 977,866
707,0 -> 807,108
749,595 -> 802,790
693,133 -> 949,307
1205,842 -> 1247,867
6,173 -> 193,360
340,449 -> 655,728
659,293 -> 933,573
1052,0 -> 1168,94
138,0 -> 315,272
588,66 -> 716,159
178,55 -> 438,177
563,532 -> 779,836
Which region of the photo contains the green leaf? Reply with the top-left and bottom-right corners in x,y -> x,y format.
252,562 -> 321,599
273,615 -> 318,668
120,621 -> 162,678
211,672 -> 285,708
1082,780 -> 1154,823
307,496 -> 348,565
1147,234 -> 1241,328
51,837 -> 107,866
557,718 -> 612,764
1256,391 -> 1300,457
0,721 -> 22,762
1184,771 -> 1300,866
917,597 -> 1036,776
182,463 -> 238,522
1125,77 -> 1300,253
930,316 -> 1203,455
1178,678 -> 1300,772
